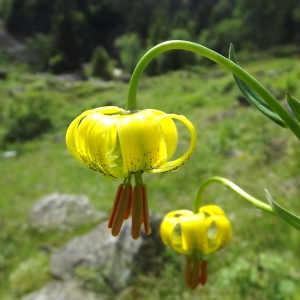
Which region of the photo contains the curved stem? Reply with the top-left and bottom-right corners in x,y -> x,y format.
125,40 -> 300,139
194,176 -> 276,215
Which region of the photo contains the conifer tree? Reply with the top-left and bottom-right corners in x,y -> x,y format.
49,0 -> 82,73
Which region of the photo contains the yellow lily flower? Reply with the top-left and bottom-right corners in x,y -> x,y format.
160,205 -> 232,289
66,106 -> 196,239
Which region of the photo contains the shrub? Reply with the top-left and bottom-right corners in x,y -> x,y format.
91,46 -> 114,80
48,53 -> 69,74
1,91 -> 54,145
115,33 -> 144,73
3,112 -> 52,143
25,33 -> 52,71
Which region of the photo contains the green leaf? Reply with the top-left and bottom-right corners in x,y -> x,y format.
229,44 -> 286,128
265,189 -> 300,230
286,92 -> 300,122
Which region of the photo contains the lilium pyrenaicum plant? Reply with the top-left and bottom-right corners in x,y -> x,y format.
66,106 -> 196,239
66,39 -> 300,244
160,205 -> 232,289
123,40 -> 300,231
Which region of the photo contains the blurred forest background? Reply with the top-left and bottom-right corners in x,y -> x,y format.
1,0 -> 300,75
1,1 -> 300,300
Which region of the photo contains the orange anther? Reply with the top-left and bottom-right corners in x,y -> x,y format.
111,184 -> 134,236
185,258 -> 192,288
142,185 -> 151,235
108,184 -> 123,229
131,185 -> 143,239
199,260 -> 208,286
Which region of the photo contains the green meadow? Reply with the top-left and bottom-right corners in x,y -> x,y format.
1,55 -> 300,299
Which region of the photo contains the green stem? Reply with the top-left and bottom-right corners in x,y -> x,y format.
134,171 -> 143,185
194,176 -> 276,215
125,40 -> 300,139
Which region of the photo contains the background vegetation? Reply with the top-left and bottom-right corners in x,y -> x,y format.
1,0 -> 300,75
1,1 -> 300,299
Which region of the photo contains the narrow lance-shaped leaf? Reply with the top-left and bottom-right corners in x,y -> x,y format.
286,92 -> 300,122
265,189 -> 300,230
229,44 -> 286,128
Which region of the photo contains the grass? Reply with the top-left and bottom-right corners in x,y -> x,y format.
1,55 -> 300,299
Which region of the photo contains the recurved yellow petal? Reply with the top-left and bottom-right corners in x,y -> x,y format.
66,106 -> 127,179
148,114 -> 196,173
66,109 -> 93,165
199,205 -> 226,217
149,109 -> 178,159
203,215 -> 232,254
180,214 -> 206,253
66,106 -> 124,163
160,210 -> 193,255
117,110 -> 168,173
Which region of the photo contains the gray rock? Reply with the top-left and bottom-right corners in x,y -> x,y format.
53,74 -> 86,82
3,150 -> 17,158
20,280 -> 106,300
50,214 -> 165,292
29,194 -> 106,232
